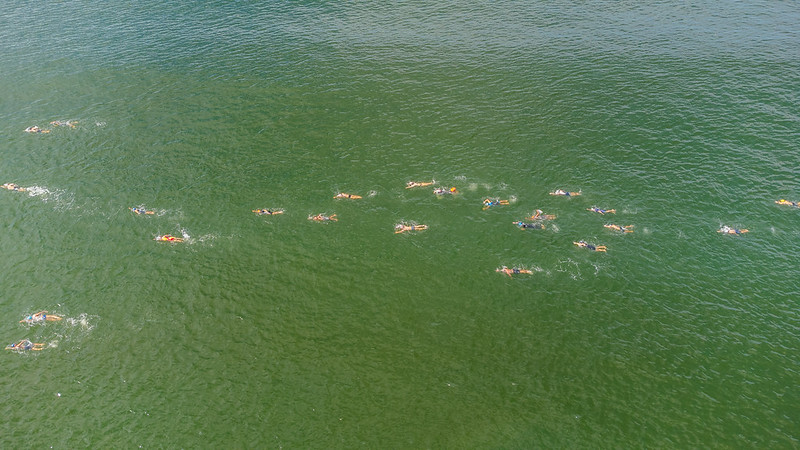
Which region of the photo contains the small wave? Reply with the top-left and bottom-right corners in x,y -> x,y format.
556,258 -> 582,280
454,175 -> 467,181
367,190 -> 378,197
508,195 -> 518,204
467,183 -> 478,191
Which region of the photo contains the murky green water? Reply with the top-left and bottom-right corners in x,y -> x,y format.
1,1 -> 798,447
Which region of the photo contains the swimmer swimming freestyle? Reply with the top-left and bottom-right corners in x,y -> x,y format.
513,221 -> 545,230
550,189 -> 580,197
252,209 -> 284,215
482,198 -> 510,210
129,207 -> 155,215
6,340 -> 45,351
309,213 -> 337,222
2,183 -> 26,192
718,226 -> 748,235
334,193 -> 362,199
49,120 -> 77,128
775,199 -> 800,208
20,311 -> 63,325
155,234 -> 184,242
574,240 -> 607,252
587,206 -> 616,215
406,180 -> 435,189
24,126 -> 50,134
604,224 -> 634,233
496,266 -> 533,278
527,209 -> 556,221
394,223 -> 428,234
434,187 -> 458,195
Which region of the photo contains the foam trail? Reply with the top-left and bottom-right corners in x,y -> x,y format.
26,186 -> 75,210
66,313 -> 95,332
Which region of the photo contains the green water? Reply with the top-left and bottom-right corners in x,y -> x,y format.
1,1 -> 798,447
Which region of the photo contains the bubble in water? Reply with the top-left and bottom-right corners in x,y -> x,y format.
66,313 -> 95,331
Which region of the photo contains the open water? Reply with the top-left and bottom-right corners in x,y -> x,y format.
1,1 -> 798,448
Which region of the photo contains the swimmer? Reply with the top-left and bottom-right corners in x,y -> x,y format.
5,340 -> 45,351
775,199 -> 800,208
527,209 -> 557,221
406,180 -> 435,189
434,187 -> 458,195
20,311 -> 63,325
394,223 -> 428,234
496,266 -> 533,278
155,234 -> 184,242
334,193 -> 362,199
604,224 -> 634,233
24,126 -> 50,134
513,221 -> 545,230
49,120 -> 77,128
2,183 -> 26,192
587,206 -> 616,215
308,213 -> 337,222
252,209 -> 284,215
574,240 -> 607,252
129,207 -> 155,215
482,198 -> 510,210
718,226 -> 748,235
550,189 -> 580,197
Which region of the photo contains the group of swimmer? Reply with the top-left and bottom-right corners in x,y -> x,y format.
7,123 -> 74,352
119,182 -> 789,279
3,135 -> 790,272
497,189 -> 619,277
24,120 -> 77,134
492,186 -> 766,276
497,188 -> 794,277
5,311 -> 63,352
